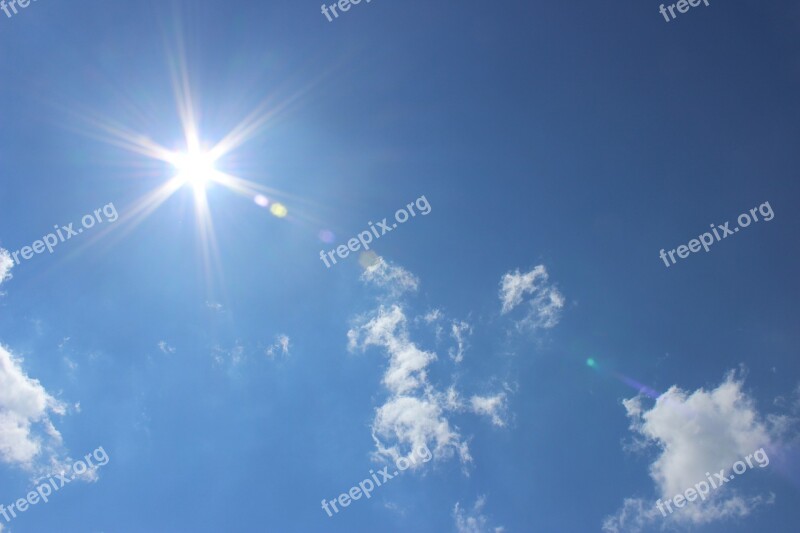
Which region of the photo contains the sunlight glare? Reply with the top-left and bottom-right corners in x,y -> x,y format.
171,150 -> 218,191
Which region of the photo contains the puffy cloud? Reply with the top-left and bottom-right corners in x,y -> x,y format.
603,372 -> 780,531
453,496 -> 505,533
0,249 -> 86,482
0,345 -> 66,470
266,334 -> 291,359
372,393 -> 471,467
470,393 -> 508,427
499,266 -> 564,330
350,306 -> 436,395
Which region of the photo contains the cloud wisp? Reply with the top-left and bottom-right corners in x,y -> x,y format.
499,266 -> 564,331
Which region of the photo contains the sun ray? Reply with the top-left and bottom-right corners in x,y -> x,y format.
190,185 -> 224,295
69,177 -> 186,258
165,31 -> 202,156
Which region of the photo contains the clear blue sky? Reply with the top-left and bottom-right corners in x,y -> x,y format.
1,1 -> 799,532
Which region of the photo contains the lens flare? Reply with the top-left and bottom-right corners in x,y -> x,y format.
270,203 -> 288,218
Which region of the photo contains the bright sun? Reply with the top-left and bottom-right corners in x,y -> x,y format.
172,150 -> 218,191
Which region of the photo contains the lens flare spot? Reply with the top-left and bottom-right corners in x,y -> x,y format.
254,195 -> 269,207
319,229 -> 335,243
586,358 -> 597,368
270,203 -> 288,218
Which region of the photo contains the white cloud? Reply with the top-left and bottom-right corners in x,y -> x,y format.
0,345 -> 66,470
601,498 -> 661,533
206,301 -> 223,311
470,393 -> 508,427
604,372 -> 780,531
523,287 -> 565,330
423,309 -> 442,323
372,393 -> 471,467
383,501 -> 406,516
499,266 -> 564,330
419,309 -> 444,340
499,265 -> 547,314
0,253 -> 82,480
453,496 -> 505,533
157,341 -> 176,355
349,304 -> 470,466
63,356 -> 78,372
361,258 -> 419,297
449,321 -> 471,363
266,334 -> 291,359
0,248 -> 13,287
212,343 -> 245,365
351,259 -> 514,470
349,306 -> 436,395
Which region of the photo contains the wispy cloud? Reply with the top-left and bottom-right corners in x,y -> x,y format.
453,495 -> 505,533
470,393 -> 508,427
212,342 -> 245,365
499,266 -> 564,331
157,341 -> 176,355
266,334 -> 291,359
206,301 -> 223,312
449,321 -> 471,363
361,257 -> 419,297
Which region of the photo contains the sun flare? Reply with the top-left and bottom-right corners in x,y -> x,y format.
170,150 -> 218,192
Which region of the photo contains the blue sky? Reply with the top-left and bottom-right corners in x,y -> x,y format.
1,1 -> 799,532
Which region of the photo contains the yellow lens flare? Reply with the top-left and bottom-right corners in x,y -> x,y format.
270,202 -> 288,218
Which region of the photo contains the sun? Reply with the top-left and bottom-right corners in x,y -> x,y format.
171,149 -> 218,192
